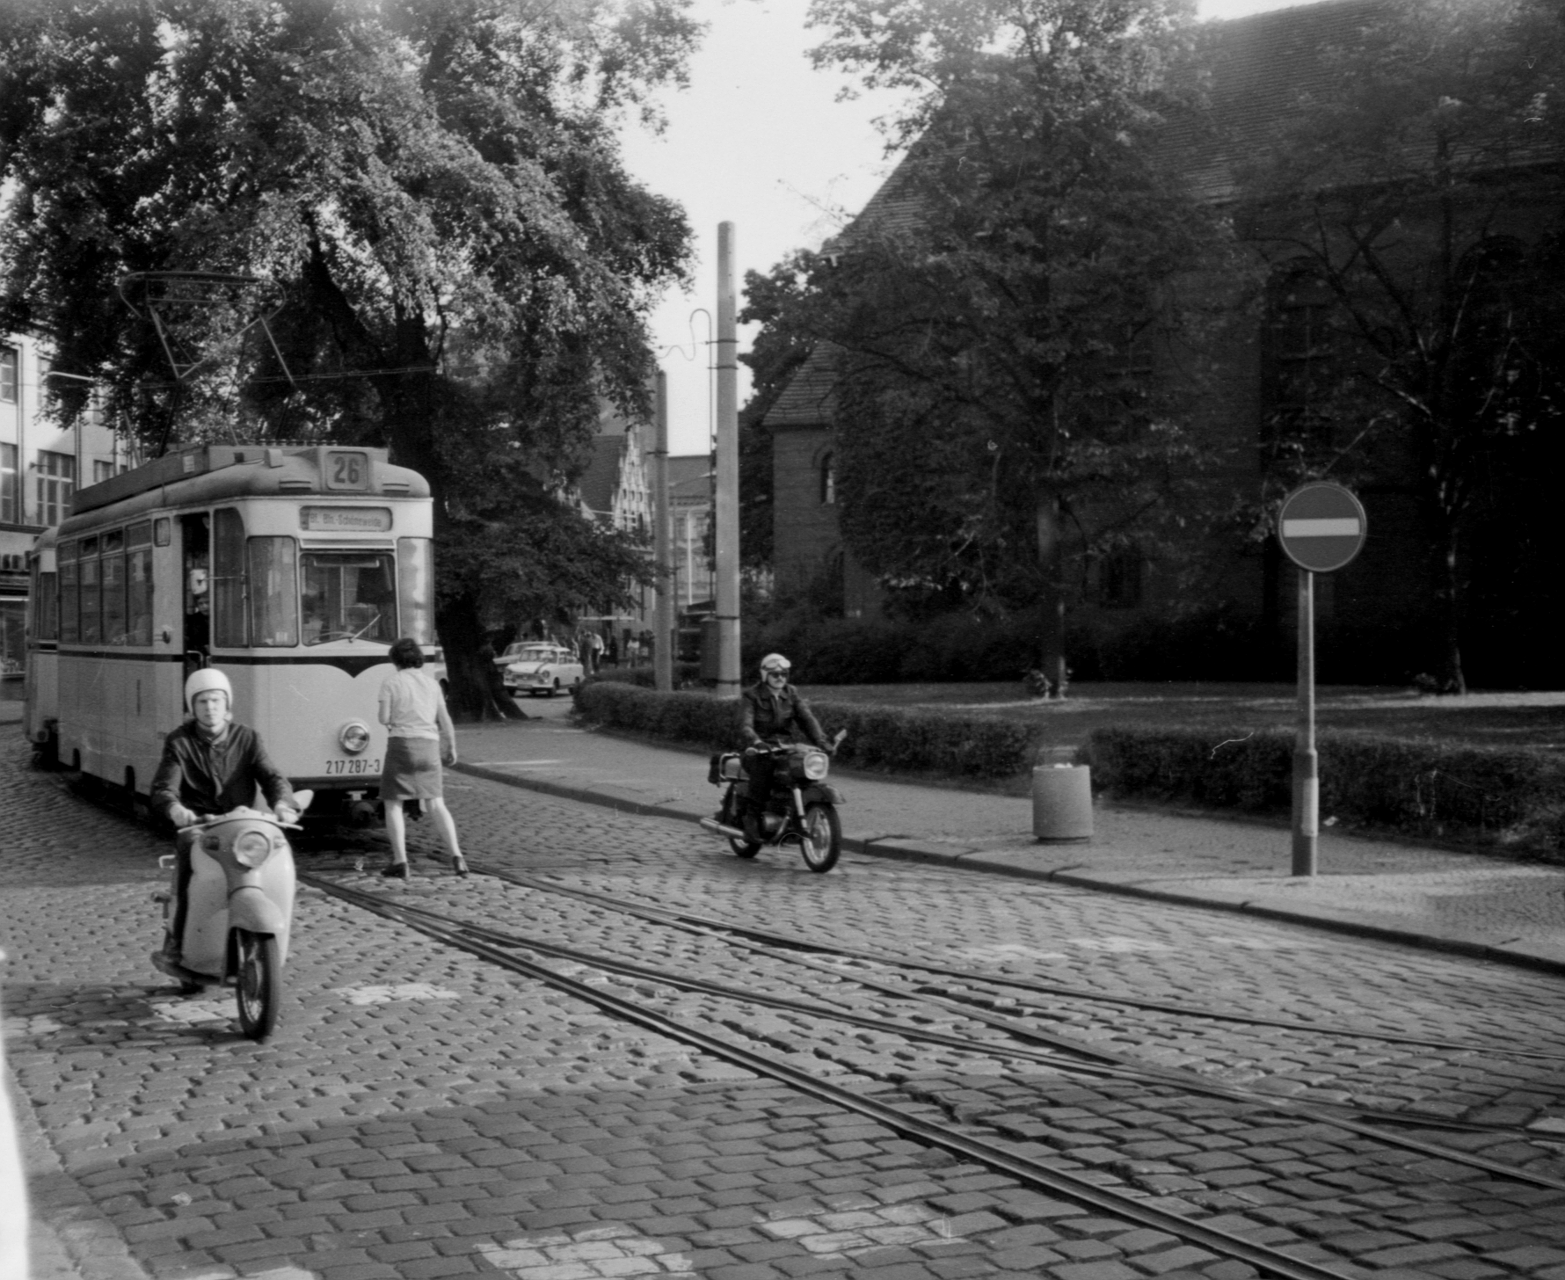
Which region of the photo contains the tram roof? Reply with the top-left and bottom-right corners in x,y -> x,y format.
61,444 -> 429,534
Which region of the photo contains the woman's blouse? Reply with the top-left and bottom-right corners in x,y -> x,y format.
378,668 -> 451,742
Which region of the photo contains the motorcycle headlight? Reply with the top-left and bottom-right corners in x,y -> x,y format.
339,721 -> 371,754
233,831 -> 273,867
801,750 -> 829,781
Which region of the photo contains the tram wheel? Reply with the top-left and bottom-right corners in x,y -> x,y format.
233,929 -> 282,1041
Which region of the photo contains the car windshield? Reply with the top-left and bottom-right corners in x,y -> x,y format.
300,552 -> 397,646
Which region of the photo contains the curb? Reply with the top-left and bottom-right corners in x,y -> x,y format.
450,760 -> 1565,979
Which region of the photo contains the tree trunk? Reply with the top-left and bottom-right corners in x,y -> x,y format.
438,589 -> 526,721
1036,491 -> 1068,698
1436,517 -> 1466,695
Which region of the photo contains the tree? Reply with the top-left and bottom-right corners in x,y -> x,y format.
779,0 -> 1246,692
0,0 -> 697,716
1234,0 -> 1565,693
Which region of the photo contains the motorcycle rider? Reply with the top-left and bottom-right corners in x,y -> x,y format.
737,653 -> 832,842
150,668 -> 298,975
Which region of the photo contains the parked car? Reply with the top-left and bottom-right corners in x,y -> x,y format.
426,647 -> 448,696
501,642 -> 584,697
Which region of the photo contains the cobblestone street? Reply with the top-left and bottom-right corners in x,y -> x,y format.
6,732 -> 1565,1280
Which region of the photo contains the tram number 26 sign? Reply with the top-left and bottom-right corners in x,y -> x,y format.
1277,482 -> 1367,574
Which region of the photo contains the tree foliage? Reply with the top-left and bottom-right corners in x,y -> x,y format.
766,0 -> 1246,686
1234,0 -> 1565,692
0,0 -> 697,715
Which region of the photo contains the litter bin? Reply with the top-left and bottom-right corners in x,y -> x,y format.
1032,763 -> 1093,842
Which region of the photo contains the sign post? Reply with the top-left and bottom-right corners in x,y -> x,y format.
1277,483 -> 1367,876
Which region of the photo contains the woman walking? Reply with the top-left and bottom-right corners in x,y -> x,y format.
378,637 -> 466,879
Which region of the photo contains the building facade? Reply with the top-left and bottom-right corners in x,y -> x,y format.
1,333 -> 130,679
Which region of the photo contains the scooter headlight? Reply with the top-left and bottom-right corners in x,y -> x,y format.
801,750 -> 829,781
339,721 -> 372,754
233,831 -> 273,867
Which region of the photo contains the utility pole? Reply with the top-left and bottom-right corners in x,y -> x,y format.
713,222 -> 741,698
652,371 -> 673,692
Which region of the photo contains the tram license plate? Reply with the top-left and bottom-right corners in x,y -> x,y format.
325,758 -> 381,776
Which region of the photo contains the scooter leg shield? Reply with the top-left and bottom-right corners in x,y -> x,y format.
226,887 -> 291,965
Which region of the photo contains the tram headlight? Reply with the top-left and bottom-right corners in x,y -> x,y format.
233,831 -> 273,867
339,721 -> 372,754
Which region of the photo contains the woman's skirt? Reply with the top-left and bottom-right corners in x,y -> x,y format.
381,735 -> 443,801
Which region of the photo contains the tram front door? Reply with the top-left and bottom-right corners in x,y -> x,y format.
180,514 -> 210,681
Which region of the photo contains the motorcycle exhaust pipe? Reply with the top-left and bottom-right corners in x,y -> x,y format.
699,817 -> 749,840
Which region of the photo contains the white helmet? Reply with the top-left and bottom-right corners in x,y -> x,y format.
185,667 -> 233,712
759,653 -> 792,676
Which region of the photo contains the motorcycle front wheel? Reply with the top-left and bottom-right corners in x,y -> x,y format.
800,803 -> 842,873
233,929 -> 282,1041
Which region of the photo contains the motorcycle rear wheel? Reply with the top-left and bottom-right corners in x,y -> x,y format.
800,803 -> 842,873
233,929 -> 281,1041
728,835 -> 761,858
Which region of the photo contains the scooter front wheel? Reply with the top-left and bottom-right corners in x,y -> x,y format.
233,929 -> 281,1041
800,803 -> 842,873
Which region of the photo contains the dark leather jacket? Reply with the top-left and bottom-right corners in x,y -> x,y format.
151,721 -> 295,821
739,680 -> 829,749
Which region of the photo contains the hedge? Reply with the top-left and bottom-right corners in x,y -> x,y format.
572,682 -> 1565,855
572,679 -> 1051,780
1088,724 -> 1565,854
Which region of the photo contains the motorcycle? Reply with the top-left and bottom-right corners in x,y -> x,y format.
699,733 -> 846,873
151,790 -> 312,1040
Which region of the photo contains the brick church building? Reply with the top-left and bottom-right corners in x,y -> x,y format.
759,0 -> 1563,687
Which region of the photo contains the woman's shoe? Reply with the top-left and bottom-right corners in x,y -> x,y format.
381,862 -> 410,879
452,856 -> 469,878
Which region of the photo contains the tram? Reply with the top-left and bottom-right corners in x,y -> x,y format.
23,443 -> 435,825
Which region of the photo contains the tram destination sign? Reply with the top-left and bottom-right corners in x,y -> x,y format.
300,506 -> 393,533
1278,482 -> 1367,574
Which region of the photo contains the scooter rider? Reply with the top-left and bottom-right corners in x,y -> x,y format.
150,669 -> 298,973
737,653 -> 832,842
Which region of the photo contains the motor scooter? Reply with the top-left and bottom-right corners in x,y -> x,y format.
151,791 -> 312,1040
699,733 -> 846,873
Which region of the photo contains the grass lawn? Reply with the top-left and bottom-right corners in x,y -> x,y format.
796,682 -> 1565,752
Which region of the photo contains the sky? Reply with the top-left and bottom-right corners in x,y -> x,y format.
616,0 -> 1322,456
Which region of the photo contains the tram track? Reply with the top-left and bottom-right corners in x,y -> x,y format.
300,864 -> 1565,1280
299,868 -> 1361,1280
466,861 -> 1565,1064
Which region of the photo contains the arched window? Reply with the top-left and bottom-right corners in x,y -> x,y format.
820,453 -> 836,505
1263,267 -> 1340,454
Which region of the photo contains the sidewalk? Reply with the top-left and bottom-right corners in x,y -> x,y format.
453,713 -> 1565,975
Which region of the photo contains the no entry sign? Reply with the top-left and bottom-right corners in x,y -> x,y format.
1278,482 -> 1367,573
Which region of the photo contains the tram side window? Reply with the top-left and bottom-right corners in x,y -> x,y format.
396,537 -> 436,645
248,537 -> 298,647
30,561 -> 58,642
79,536 -> 100,644
58,543 -> 78,643
212,508 -> 247,647
102,529 -> 127,644
127,522 -> 153,646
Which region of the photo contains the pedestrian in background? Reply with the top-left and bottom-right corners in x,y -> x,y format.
589,629 -> 605,673
378,637 -> 466,879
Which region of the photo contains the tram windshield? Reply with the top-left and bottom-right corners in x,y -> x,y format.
300,552 -> 398,646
